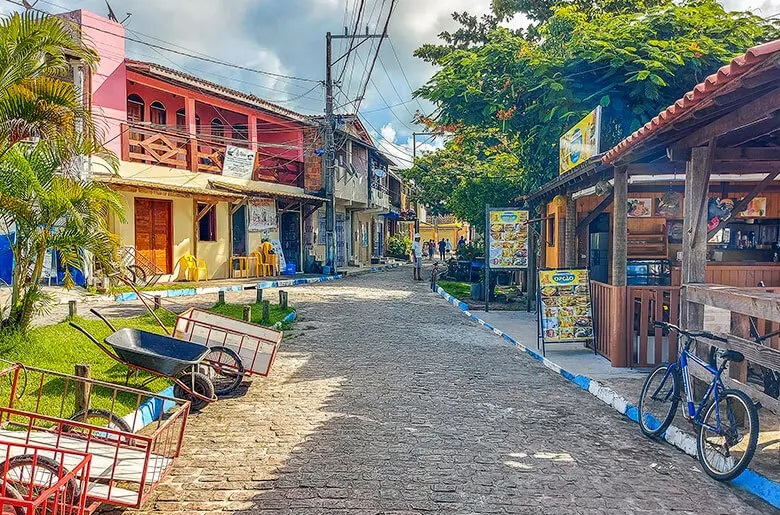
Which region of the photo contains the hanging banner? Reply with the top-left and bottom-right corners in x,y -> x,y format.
487,209 -> 529,269
222,145 -> 256,179
248,199 -> 277,232
559,106 -> 602,174
538,269 -> 594,343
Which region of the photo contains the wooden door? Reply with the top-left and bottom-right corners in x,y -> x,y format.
135,198 -> 172,273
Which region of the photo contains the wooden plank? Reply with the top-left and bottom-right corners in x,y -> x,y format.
565,193 -> 576,267
688,364 -> 780,417
729,313 -> 750,383
575,192 -> 613,235
612,167 -> 628,286
626,162 -> 685,175
672,88 -> 780,149
714,147 -> 780,161
638,291 -> 649,367
712,161 -> 780,173
686,284 -> 780,324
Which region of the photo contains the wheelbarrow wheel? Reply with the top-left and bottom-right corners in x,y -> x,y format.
174,371 -> 214,412
200,346 -> 245,396
0,455 -> 80,507
63,408 -> 135,444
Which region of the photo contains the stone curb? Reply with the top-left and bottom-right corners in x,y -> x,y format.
435,285 -> 780,509
114,264 -> 400,302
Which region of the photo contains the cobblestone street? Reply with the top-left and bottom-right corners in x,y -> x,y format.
127,268 -> 774,514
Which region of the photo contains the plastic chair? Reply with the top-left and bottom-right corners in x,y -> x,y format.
262,249 -> 279,276
181,254 -> 208,281
252,250 -> 271,277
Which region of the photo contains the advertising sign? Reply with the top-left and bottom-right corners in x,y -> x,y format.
559,106 -> 602,174
269,238 -> 287,271
248,199 -> 277,232
487,209 -> 529,269
222,145 -> 256,179
538,269 -> 594,343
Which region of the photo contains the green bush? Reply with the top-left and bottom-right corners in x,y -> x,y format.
457,240 -> 483,261
387,234 -> 411,259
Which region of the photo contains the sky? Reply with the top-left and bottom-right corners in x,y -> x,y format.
1,0 -> 778,167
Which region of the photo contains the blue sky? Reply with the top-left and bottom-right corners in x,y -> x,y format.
1,0 -> 777,166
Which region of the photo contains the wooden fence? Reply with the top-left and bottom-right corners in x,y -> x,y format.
590,281 -> 625,365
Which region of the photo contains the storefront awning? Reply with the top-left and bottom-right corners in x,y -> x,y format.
94,175 -> 246,201
209,179 -> 325,203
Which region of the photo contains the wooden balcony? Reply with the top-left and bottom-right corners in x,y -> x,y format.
121,123 -> 304,188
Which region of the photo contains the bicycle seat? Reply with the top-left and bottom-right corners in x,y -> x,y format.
721,350 -> 744,363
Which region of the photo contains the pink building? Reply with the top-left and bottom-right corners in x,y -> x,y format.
64,10 -> 324,281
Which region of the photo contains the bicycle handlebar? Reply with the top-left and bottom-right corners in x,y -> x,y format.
652,320 -> 728,342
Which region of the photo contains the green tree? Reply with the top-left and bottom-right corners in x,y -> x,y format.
0,12 -> 123,332
413,0 -> 779,212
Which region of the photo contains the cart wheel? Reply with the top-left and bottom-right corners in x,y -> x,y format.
174,371 -> 215,412
63,408 -> 135,444
200,346 -> 245,396
0,455 -> 80,508
127,265 -> 147,286
0,480 -> 25,515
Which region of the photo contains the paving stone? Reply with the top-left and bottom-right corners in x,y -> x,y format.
111,268 -> 774,514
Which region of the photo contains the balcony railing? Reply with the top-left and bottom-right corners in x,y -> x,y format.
121,123 -> 303,188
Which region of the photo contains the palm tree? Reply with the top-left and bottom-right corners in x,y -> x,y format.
0,140 -> 124,331
0,11 -> 124,331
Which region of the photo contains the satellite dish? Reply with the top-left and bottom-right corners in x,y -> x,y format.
373,168 -> 386,177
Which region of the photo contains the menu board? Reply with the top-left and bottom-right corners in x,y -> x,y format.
538,269 -> 594,343
488,209 -> 529,269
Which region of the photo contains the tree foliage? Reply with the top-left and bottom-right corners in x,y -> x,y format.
411,0 -> 779,230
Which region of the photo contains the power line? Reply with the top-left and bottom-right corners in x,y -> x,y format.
388,37 -> 427,113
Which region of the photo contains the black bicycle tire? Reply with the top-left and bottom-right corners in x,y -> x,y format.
0,480 -> 25,515
638,363 -> 680,438
696,389 -> 759,481
64,408 -> 133,433
0,454 -> 81,505
127,265 -> 147,285
201,346 -> 245,396
173,371 -> 215,412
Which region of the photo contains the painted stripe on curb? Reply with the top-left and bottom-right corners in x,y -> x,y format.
114,264 -> 400,302
434,285 -> 780,509
123,385 -> 176,432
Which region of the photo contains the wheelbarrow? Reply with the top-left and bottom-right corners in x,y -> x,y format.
68,311 -> 222,411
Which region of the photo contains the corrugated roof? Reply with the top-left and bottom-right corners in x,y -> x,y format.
603,40 -> 780,164
209,179 -> 325,202
125,59 -> 316,125
94,175 -> 246,201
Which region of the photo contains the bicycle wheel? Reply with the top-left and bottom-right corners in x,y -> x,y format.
63,408 -> 135,444
199,346 -> 245,396
638,363 -> 680,437
0,454 -> 80,509
0,480 -> 25,515
697,389 -> 759,481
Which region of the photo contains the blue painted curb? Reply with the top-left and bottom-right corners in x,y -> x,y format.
114,264 -> 400,302
282,311 -> 297,324
434,285 -> 780,509
123,385 -> 176,431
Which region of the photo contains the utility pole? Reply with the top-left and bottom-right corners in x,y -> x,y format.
323,28 -> 388,272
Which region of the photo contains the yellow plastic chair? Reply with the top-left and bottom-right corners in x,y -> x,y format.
261,247 -> 279,276
252,250 -> 270,277
181,254 -> 208,281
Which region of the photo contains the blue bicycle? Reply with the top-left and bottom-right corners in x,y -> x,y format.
638,321 -> 759,481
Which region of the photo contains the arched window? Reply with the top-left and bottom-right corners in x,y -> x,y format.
175,109 -> 200,133
211,118 -> 224,139
150,101 -> 166,126
127,94 -> 144,122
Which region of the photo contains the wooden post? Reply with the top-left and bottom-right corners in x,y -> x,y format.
681,146 -> 713,331
74,364 -> 91,413
243,305 -> 252,322
279,290 -> 288,310
68,300 -> 77,320
218,290 -> 225,304
729,312 -> 750,383
185,96 -> 198,173
256,288 -> 263,304
154,295 -> 162,310
564,193 -> 577,268
262,300 -> 270,324
612,166 -> 628,287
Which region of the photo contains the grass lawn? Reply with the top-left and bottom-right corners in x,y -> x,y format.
0,301 -> 293,418
111,282 -> 204,294
437,280 -> 472,300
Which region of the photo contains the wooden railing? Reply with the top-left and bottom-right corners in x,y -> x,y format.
122,123 -> 189,169
705,265 -> 780,287
626,286 -> 680,367
590,281 -> 625,363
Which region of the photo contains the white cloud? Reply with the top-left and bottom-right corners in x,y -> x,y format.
372,122 -> 442,169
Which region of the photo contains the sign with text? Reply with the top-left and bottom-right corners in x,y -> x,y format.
488,209 -> 529,269
248,199 -> 277,232
559,106 -> 602,174
538,269 -> 594,343
269,238 -> 287,271
222,145 -> 256,179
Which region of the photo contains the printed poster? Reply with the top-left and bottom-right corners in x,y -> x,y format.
559,106 -> 602,174
538,269 -> 594,343
740,197 -> 767,218
488,209 -> 529,269
222,145 -> 256,179
269,238 -> 287,271
248,199 -> 277,232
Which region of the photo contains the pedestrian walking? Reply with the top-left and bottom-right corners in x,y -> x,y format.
410,233 -> 423,281
428,239 -> 435,260
438,239 -> 446,261
445,238 -> 452,255
457,236 -> 466,253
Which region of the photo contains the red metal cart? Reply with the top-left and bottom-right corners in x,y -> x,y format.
0,364 -> 189,514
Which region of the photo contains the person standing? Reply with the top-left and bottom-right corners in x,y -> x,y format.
428,239 -> 435,260
445,238 -> 452,255
410,233 -> 423,280
438,239 -> 446,261
457,236 -> 466,254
